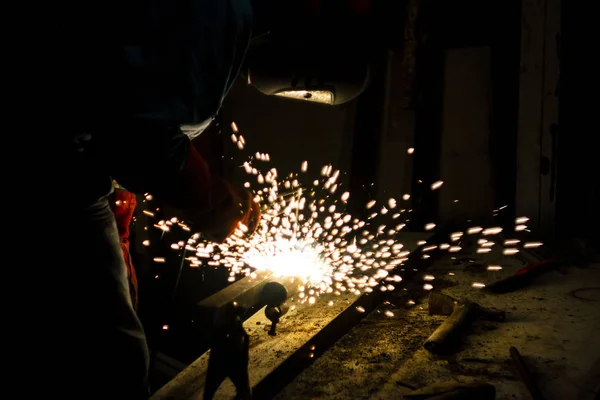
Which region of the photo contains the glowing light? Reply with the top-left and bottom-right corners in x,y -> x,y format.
430,180 -> 444,190
482,227 -> 502,235
515,216 -> 529,224
243,239 -> 327,283
425,223 -> 436,231
523,241 -> 543,248
467,226 -> 483,234
158,124 -> 431,306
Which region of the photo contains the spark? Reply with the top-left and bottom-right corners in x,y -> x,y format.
482,227 -> 502,235
430,180 -> 444,190
183,126 -> 419,305
523,241 -> 543,248
467,226 -> 483,234
407,148 -> 415,154
487,265 -> 502,271
515,216 -> 529,224
472,282 -> 486,288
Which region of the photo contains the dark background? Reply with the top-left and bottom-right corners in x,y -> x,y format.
126,0 -> 596,391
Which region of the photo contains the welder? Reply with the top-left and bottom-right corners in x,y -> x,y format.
18,0 -> 376,398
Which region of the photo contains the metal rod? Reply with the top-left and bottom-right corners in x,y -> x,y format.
510,346 -> 545,400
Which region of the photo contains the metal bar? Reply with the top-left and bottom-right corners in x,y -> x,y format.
251,229 -> 452,399
510,346 -> 546,400
538,0 -> 561,234
165,272 -> 300,366
515,0 -> 546,231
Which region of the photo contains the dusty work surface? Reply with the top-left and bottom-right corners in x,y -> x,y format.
153,233 -> 600,400
276,245 -> 600,400
152,233 -> 432,400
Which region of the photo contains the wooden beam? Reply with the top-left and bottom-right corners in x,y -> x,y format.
539,0 -> 561,234
516,0 -> 561,234
439,47 -> 494,224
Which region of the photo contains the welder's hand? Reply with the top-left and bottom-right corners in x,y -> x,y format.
186,180 -> 260,243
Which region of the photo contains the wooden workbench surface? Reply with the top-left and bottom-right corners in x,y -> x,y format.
153,235 -> 600,400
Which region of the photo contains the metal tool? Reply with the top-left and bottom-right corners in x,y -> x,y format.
203,302 -> 252,400
484,260 -> 562,294
509,346 -> 545,400
261,281 -> 289,336
424,292 -> 505,355
403,380 -> 496,399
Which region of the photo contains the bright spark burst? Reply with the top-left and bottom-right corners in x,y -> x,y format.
188,131 -> 418,303
138,121 -> 542,308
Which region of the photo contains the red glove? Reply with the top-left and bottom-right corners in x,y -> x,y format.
189,180 -> 261,242
109,187 -> 139,310
171,144 -> 261,243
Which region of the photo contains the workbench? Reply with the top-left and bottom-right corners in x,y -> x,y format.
276,244 -> 600,400
152,235 -> 600,400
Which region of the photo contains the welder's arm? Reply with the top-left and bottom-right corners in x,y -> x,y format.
105,122 -> 259,242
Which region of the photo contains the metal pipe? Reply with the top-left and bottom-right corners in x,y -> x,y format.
510,346 -> 545,400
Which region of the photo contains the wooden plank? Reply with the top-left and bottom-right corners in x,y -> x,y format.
538,0 -> 561,234
151,232 -> 431,400
515,0 -> 546,229
439,47 -> 494,223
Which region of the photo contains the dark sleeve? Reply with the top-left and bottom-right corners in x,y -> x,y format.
98,120 -> 193,201
100,120 -> 234,215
